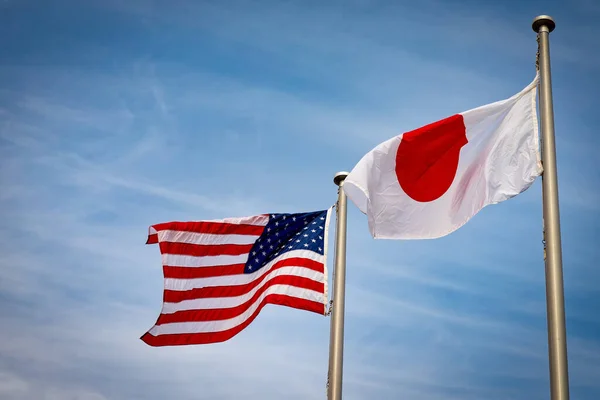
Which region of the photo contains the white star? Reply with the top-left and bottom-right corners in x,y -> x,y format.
313,221 -> 317,224
320,217 -> 325,220
289,245 -> 293,249
311,229 -> 316,233
292,217 -> 296,221
304,243 -> 309,247
252,251 -> 256,256
312,239 -> 316,243
296,239 -> 300,243
260,244 -> 263,249
262,251 -> 266,256
267,238 -> 271,243
283,215 -> 286,220
255,258 -> 259,263
318,247 -> 322,251
319,226 -> 323,229
319,236 -> 323,240
303,234 -> 308,237
267,227 -> 271,232
275,221 -> 279,226
270,245 -> 274,249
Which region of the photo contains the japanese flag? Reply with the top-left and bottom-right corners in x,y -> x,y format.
343,75 -> 542,239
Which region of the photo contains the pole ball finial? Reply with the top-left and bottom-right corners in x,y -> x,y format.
334,171 -> 349,186
532,15 -> 555,33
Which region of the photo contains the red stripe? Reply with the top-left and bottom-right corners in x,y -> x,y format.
163,258 -> 325,302
162,257 -> 323,280
147,233 -> 158,244
159,242 -> 253,257
163,264 -> 246,279
151,221 -> 265,236
156,276 -> 323,324
140,295 -> 324,346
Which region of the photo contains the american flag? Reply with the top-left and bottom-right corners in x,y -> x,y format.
141,208 -> 332,346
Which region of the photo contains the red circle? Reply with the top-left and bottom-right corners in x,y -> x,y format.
395,114 -> 468,203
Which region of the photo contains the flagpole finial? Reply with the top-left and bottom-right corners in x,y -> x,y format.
333,172 -> 349,187
532,15 -> 555,33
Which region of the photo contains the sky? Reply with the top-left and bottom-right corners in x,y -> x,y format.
0,0 -> 599,399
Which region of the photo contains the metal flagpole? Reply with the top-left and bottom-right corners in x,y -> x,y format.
327,171 -> 349,400
532,15 -> 570,400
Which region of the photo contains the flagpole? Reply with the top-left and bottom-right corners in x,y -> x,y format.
532,15 -> 570,400
327,171 -> 349,400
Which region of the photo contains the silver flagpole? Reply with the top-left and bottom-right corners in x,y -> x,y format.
327,171 -> 349,400
532,15 -> 570,400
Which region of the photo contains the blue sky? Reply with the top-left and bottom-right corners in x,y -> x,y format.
1,0 -> 599,399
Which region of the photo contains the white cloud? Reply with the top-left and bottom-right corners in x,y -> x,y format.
0,372 -> 29,398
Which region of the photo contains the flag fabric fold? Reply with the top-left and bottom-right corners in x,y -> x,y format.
142,208 -> 332,346
343,75 -> 542,239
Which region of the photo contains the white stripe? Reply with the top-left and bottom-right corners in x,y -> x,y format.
165,250 -> 324,289
200,214 -> 270,226
149,285 -> 324,335
162,266 -> 324,313
150,214 -> 268,240
162,253 -> 249,267
158,231 -> 261,246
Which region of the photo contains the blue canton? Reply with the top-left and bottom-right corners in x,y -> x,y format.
243,210 -> 328,273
